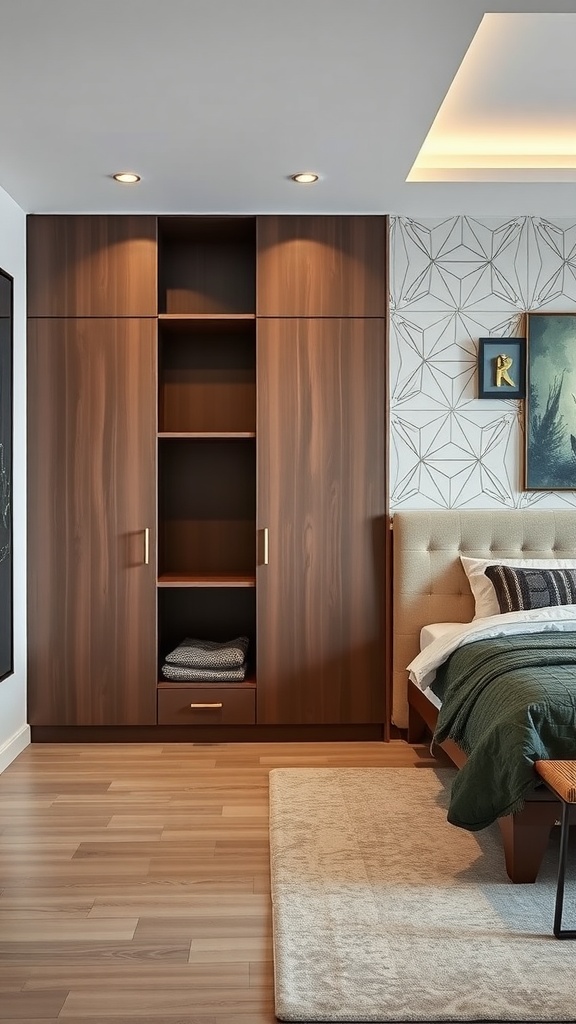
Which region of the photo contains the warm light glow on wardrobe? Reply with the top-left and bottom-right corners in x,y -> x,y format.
113,172 -> 141,184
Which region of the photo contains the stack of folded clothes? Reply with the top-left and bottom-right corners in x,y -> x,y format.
161,636 -> 249,682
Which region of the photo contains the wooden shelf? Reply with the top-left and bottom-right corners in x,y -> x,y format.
158,321 -> 256,434
157,216 -> 256,317
157,678 -> 256,689
159,314 -> 255,320
158,432 -> 255,440
158,314 -> 255,333
157,573 -> 256,588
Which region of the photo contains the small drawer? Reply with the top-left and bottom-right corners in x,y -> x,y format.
157,686 -> 256,725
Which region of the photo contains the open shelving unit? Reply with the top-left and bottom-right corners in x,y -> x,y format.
156,217 -> 257,717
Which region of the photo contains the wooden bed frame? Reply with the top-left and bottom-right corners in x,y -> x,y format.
392,509 -> 576,884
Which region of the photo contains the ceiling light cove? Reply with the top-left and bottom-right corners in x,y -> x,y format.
291,172 -> 319,184
407,12 -> 576,183
113,172 -> 141,184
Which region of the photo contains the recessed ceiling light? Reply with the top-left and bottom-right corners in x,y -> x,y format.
113,172 -> 141,184
291,172 -> 319,184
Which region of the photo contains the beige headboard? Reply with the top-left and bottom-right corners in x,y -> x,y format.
392,509 -> 576,729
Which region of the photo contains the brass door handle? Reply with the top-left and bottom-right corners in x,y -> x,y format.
143,527 -> 150,565
263,527 -> 269,566
189,703 -> 223,709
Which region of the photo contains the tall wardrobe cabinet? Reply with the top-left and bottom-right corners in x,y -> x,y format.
27,217 -> 158,726
256,217 -> 386,726
27,214 -> 388,740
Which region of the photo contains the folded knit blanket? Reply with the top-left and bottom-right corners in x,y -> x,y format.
164,636 -> 249,670
161,663 -> 247,682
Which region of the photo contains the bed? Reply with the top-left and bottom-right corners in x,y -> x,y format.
392,508 -> 576,883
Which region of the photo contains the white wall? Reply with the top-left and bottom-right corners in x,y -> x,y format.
389,215 -> 576,509
0,185 -> 28,770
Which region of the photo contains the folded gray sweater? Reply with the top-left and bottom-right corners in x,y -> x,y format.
164,636 -> 249,670
161,663 -> 247,682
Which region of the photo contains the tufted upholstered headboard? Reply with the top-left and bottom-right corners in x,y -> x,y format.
392,509 -> 576,729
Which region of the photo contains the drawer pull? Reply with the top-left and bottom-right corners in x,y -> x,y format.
189,702 -> 223,709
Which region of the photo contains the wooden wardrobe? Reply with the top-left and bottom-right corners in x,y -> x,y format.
27,214 -> 388,741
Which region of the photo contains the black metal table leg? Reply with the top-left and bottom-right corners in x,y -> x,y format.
554,802 -> 576,939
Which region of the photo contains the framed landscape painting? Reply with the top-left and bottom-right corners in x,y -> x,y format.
525,312 -> 576,490
0,269 -> 12,679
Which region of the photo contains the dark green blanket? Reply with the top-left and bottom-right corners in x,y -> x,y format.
432,632 -> 576,831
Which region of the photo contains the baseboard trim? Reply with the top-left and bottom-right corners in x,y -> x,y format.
0,724 -> 31,773
31,723 -> 387,743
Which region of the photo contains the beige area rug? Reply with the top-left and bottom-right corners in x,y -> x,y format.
269,767 -> 576,1023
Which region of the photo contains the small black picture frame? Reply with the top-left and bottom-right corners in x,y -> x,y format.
477,337 -> 526,399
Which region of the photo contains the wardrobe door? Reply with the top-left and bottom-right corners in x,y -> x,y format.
27,319 -> 157,725
257,216 -> 386,317
27,215 -> 157,317
257,318 -> 385,725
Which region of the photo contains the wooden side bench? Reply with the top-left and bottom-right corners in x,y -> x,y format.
534,760 -> 576,939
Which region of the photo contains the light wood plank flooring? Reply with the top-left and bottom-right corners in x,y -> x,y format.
0,740 -> 441,1022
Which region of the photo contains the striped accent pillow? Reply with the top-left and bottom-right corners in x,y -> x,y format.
484,564 -> 576,613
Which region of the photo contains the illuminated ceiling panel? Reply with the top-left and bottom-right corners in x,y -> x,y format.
408,13 -> 576,182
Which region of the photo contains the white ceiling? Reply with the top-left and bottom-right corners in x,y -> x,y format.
1,0 -> 576,217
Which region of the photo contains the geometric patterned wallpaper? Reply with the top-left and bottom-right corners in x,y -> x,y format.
389,216 -> 576,509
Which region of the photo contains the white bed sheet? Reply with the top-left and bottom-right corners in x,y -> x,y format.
408,606 -> 576,691
421,685 -> 442,710
420,622 -> 465,650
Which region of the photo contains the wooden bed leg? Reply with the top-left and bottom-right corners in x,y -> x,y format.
407,702 -> 427,744
498,802 -> 559,883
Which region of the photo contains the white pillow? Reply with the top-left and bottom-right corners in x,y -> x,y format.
460,555 -> 576,618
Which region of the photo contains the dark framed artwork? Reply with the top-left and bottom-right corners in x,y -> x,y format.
525,312 -> 576,490
0,269 -> 12,679
477,337 -> 526,399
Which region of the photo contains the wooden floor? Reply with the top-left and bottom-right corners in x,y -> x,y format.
0,740 -> 441,1023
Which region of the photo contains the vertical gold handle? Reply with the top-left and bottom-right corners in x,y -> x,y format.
263,527 -> 269,566
144,527 -> 150,565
